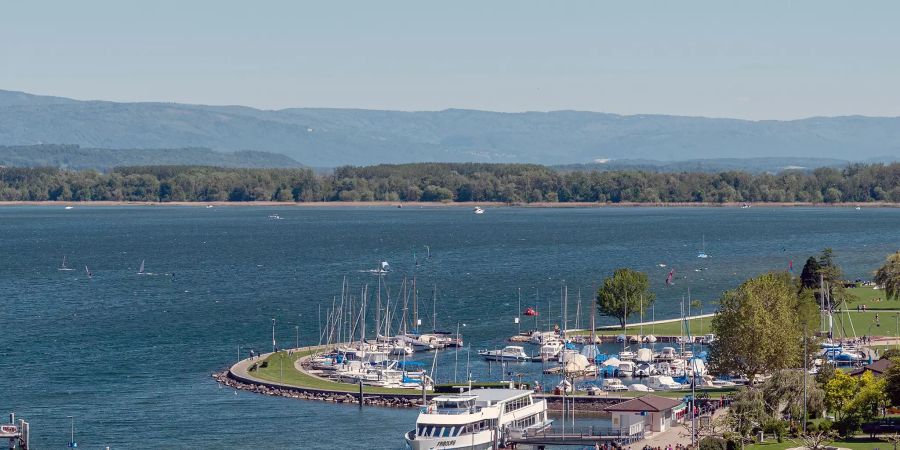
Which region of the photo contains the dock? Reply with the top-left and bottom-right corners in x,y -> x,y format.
507,426 -> 643,448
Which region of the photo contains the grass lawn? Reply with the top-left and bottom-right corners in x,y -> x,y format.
746,438 -> 890,449
845,286 -> 899,310
571,316 -> 712,337
250,349 -> 419,395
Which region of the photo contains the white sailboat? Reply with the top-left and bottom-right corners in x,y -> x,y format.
697,235 -> 709,258
137,259 -> 148,275
58,256 -> 75,271
84,265 -> 93,278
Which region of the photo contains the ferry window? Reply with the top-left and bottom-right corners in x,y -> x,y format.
442,427 -> 451,437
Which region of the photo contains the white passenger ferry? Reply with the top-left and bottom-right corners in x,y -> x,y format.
404,388 -> 551,449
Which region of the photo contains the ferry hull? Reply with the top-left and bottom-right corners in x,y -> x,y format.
405,430 -> 495,450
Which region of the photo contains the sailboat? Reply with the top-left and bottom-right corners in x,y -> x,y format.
84,265 -> 93,279
137,259 -> 152,275
58,255 -> 75,271
697,235 -> 709,259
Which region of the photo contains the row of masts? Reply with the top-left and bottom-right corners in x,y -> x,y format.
316,276 -> 446,349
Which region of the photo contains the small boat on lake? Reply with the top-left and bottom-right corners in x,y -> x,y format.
473,206 -> 485,214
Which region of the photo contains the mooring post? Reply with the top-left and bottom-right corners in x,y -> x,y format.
358,379 -> 364,407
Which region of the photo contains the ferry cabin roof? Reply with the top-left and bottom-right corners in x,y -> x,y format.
417,389 -> 540,426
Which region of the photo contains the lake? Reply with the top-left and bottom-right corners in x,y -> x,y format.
1,206 -> 897,448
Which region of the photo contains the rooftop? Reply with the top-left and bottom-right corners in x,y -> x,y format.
604,395 -> 683,413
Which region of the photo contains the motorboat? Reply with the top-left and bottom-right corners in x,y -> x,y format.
601,378 -> 628,392
646,375 -> 685,391
618,350 -> 635,361
617,361 -> 635,377
642,334 -> 657,343
268,214 -> 284,220
635,348 -> 653,363
634,363 -> 655,377
658,347 -> 677,361
405,389 -> 551,450
478,346 -> 530,362
627,383 -> 653,392
473,206 -> 485,214
539,339 -> 564,360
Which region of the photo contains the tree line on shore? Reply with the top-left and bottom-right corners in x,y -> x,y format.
0,162 -> 899,203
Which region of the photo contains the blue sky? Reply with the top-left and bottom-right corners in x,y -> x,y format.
2,1 -> 898,119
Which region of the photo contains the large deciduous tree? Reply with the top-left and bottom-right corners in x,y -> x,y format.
875,251 -> 900,301
595,268 -> 655,329
709,272 -> 814,381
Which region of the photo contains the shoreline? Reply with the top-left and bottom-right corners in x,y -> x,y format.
1,200 -> 898,208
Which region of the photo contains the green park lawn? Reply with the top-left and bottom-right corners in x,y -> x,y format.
250,349 -> 417,395
571,316 -> 712,337
845,286 -> 899,310
746,438 -> 890,449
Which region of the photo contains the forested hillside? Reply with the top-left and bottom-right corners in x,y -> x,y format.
1,162 -> 898,203
0,144 -> 302,170
3,90 -> 900,166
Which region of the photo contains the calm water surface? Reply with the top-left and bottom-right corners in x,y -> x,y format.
1,206 -> 898,448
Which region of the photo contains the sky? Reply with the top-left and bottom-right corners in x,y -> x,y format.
1,1 -> 899,119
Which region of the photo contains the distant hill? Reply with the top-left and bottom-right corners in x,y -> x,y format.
2,89 -> 899,167
0,144 -> 302,170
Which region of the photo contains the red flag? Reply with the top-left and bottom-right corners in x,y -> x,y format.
789,260 -> 794,272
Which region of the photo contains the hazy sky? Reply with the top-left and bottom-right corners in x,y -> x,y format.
2,1 -> 899,119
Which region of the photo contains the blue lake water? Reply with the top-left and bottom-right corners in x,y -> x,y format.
1,206 -> 898,448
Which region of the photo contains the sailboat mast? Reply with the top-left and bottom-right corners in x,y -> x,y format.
432,284 -> 437,331
376,276 -> 382,338
412,277 -> 418,331
563,285 -> 568,339
623,294 -> 627,353
640,294 -> 644,344
576,288 -> 581,331
517,288 -> 522,335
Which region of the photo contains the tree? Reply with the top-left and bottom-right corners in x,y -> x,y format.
884,358 -> 900,407
762,370 -> 825,420
849,371 -> 886,423
727,388 -> 767,450
875,251 -> 900,301
595,268 -> 656,329
824,370 -> 857,422
709,272 -> 809,381
792,430 -> 836,450
799,257 -> 822,290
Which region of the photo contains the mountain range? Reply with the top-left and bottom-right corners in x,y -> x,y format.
1,89 -> 898,167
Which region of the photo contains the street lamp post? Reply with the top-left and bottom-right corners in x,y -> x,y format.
295,325 -> 300,350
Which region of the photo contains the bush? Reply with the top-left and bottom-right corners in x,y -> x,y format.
699,436 -> 727,450
763,418 -> 789,442
834,416 -> 860,438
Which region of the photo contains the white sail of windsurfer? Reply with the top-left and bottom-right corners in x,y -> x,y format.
138,259 -> 148,275
697,235 -> 709,258
85,265 -> 92,278
59,255 -> 75,271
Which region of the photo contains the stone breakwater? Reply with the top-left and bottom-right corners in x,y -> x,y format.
212,370 -> 424,408
214,369 -> 635,411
